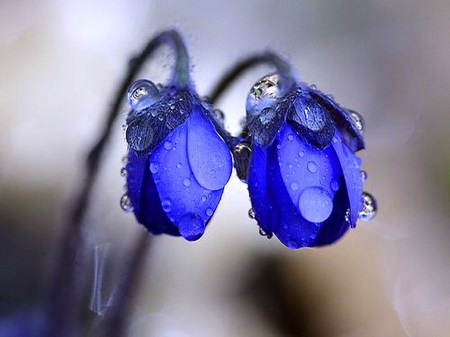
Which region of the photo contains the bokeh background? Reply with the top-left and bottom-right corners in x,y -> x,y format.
1,0 -> 450,336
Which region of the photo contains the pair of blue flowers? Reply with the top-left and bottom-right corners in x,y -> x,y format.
123,31 -> 376,249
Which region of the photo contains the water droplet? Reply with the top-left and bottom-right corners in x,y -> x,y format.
288,134 -> 294,141
157,114 -> 164,121
330,179 -> 340,191
361,170 -> 368,181
259,227 -> 273,239
164,141 -> 173,150
120,167 -> 127,177
149,162 -> 159,174
310,84 -> 317,90
120,194 -> 133,212
206,208 -> 213,216
290,182 -> 299,191
183,178 -> 191,187
358,191 -> 377,222
307,161 -> 317,173
178,213 -> 205,241
161,200 -> 172,212
299,187 -> 333,223
246,74 -> 280,117
201,196 -> 207,202
176,163 -> 182,169
127,79 -> 159,111
299,151 -> 305,158
348,109 -> 365,132
121,155 -> 128,165
283,224 -> 288,230
248,208 -> 256,219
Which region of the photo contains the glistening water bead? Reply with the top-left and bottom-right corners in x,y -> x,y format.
246,74 -> 280,117
120,194 -> 133,212
358,191 -> 377,222
127,79 -> 159,111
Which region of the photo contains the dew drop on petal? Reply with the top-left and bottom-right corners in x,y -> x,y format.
164,141 -> 173,150
299,151 -> 305,158
299,187 -> 333,223
259,227 -> 273,239
288,134 -> 294,141
361,170 -> 368,181
201,196 -> 207,202
176,163 -> 182,169
120,194 -> 133,212
161,200 -> 172,212
149,162 -> 159,174
307,161 -> 318,173
206,208 -> 213,216
183,178 -> 191,187
248,208 -> 256,219
127,79 -> 159,111
178,213 -> 205,241
290,182 -> 299,191
358,191 -> 377,222
120,167 -> 127,177
330,179 -> 340,191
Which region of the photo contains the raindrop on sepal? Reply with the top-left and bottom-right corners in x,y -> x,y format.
358,191 -> 377,222
120,194 -> 133,212
348,109 -> 365,132
127,79 -> 159,111
246,74 -> 280,118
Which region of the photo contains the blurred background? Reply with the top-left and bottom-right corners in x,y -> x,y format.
1,0 -> 450,336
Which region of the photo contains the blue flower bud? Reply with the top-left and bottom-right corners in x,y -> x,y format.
245,76 -> 373,248
125,81 -> 232,241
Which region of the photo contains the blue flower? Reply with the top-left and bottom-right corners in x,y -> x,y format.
244,75 -> 371,249
124,80 -> 232,241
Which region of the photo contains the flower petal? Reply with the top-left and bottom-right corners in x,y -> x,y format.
187,107 -> 232,191
331,131 -> 363,227
277,124 -> 341,224
248,143 -> 278,236
311,178 -> 350,246
150,120 -> 225,241
266,139 -> 320,248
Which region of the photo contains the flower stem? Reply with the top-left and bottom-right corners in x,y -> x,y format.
45,29 -> 189,337
208,51 -> 297,104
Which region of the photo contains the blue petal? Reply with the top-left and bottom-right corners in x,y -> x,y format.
150,117 -> 226,241
311,177 -> 350,246
248,143 -> 278,236
127,150 -> 178,235
278,124 -> 341,224
331,131 -> 363,227
266,135 -> 320,248
187,106 -> 232,191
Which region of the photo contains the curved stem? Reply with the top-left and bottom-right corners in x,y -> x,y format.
208,51 -> 297,105
45,29 -> 189,337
